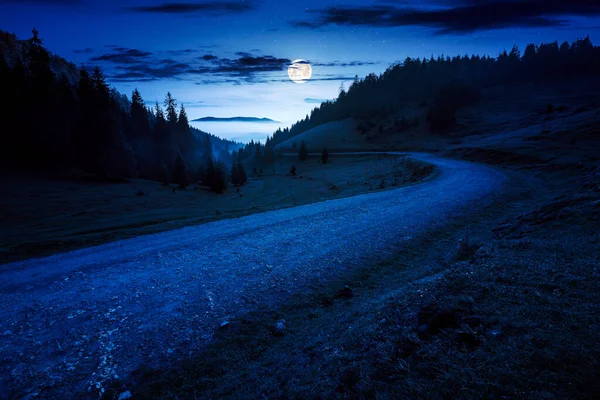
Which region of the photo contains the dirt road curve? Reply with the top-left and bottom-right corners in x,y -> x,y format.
0,153 -> 506,398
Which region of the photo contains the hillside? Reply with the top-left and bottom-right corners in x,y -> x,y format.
264,36 -> 600,149
0,29 -> 238,182
275,119 -> 368,152
119,66 -> 600,400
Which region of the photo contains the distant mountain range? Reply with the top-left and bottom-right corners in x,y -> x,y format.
192,117 -> 280,123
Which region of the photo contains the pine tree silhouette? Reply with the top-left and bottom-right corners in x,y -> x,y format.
173,151 -> 187,189
321,148 -> 329,164
298,141 -> 308,161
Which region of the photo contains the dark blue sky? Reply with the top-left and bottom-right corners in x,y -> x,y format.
1,0 -> 599,141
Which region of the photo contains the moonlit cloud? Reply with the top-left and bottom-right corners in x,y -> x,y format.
293,0 -> 600,34
127,1 -> 255,15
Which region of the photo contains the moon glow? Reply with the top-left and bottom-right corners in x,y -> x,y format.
288,59 -> 312,83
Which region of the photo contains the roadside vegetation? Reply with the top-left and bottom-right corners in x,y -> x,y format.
119,61 -> 600,399
2,27 -> 600,400
0,155 -> 434,263
124,147 -> 600,400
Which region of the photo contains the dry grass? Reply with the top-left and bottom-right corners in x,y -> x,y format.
0,154 -> 433,263
5,78 -> 600,399
117,78 -> 600,400
275,119 -> 371,152
123,177 -> 600,400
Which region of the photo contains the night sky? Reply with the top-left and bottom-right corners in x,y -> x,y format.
1,0 -> 600,142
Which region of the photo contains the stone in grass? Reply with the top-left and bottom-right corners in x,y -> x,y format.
219,320 -> 230,329
118,391 -> 132,400
272,319 -> 286,336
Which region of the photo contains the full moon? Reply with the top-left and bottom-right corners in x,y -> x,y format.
288,59 -> 312,84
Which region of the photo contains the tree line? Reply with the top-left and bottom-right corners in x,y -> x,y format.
265,36 -> 600,140
0,29 -> 239,187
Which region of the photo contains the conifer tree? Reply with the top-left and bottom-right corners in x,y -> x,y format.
173,151 -> 187,189
321,148 -> 329,164
230,162 -> 247,186
176,104 -> 192,157
237,162 -> 247,185
164,92 -> 178,127
230,163 -> 239,185
254,143 -> 262,166
26,28 -> 54,93
211,161 -> 228,193
298,141 -> 308,161
202,155 -> 215,188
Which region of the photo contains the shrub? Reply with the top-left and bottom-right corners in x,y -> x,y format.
298,141 -> 308,161
210,161 -> 228,193
161,163 -> 170,186
357,121 -> 366,134
230,162 -> 247,186
202,157 -> 215,187
172,151 -> 187,189
321,148 -> 329,164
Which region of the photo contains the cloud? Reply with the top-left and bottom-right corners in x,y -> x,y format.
312,60 -> 379,67
166,49 -> 197,55
195,78 -> 245,86
111,62 -> 192,81
88,45 -> 358,85
181,100 -> 217,108
293,0 -> 600,34
89,49 -> 290,83
198,54 -> 291,76
73,48 -> 94,54
0,0 -> 81,4
309,76 -> 356,82
269,75 -> 356,83
127,1 -> 255,14
304,98 -> 329,104
90,48 -> 152,64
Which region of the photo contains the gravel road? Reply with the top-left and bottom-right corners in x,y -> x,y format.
0,153 -> 506,398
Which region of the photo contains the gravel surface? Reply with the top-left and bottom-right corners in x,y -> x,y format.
0,153 -> 506,398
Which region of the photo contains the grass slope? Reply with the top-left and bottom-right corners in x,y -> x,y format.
0,155 -> 433,263
121,78 -> 600,399
275,119 -> 370,152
